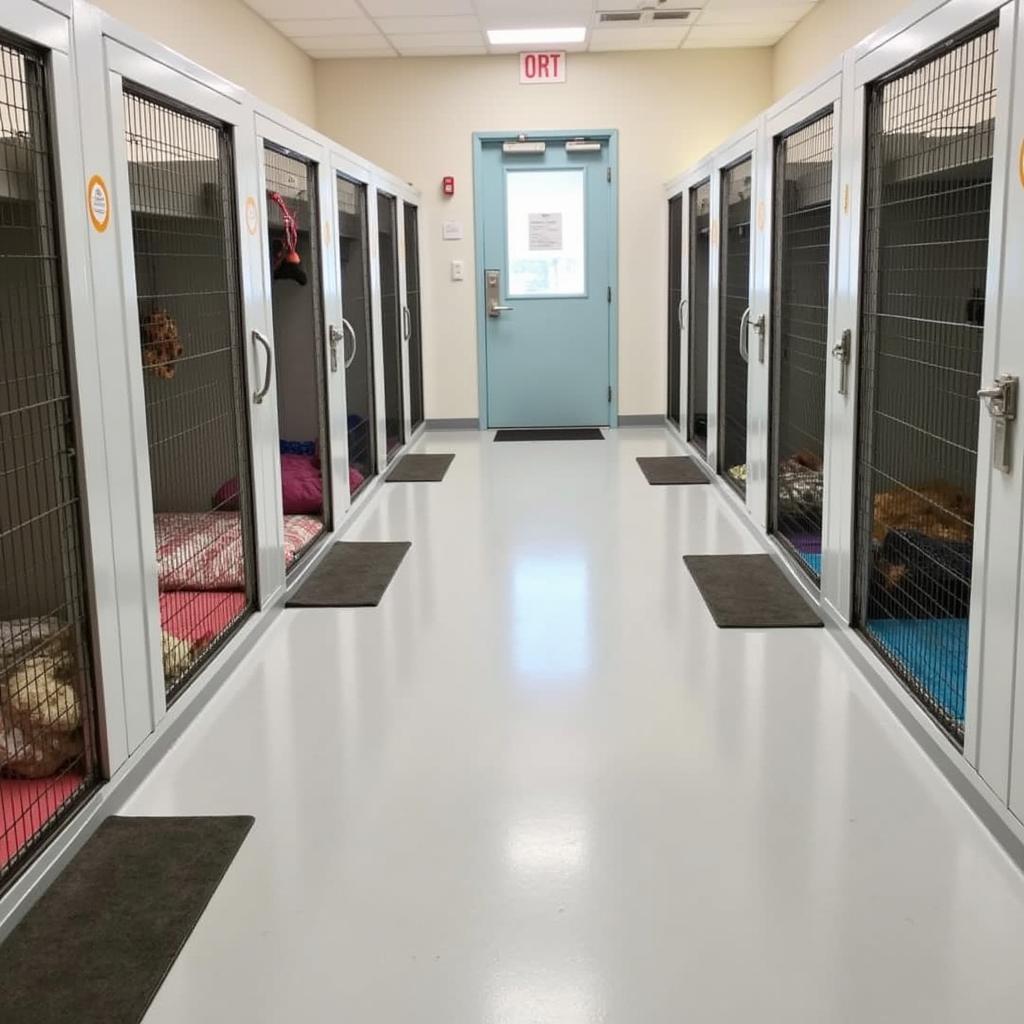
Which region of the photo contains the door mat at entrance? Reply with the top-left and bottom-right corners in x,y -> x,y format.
0,815 -> 253,1024
637,456 -> 710,485
287,541 -> 411,607
683,554 -> 823,628
386,453 -> 455,482
494,428 -> 604,441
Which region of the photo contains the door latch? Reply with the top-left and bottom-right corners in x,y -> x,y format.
486,269 -> 514,318
978,373 -> 1018,473
328,324 -> 343,373
751,313 -> 766,363
832,329 -> 852,396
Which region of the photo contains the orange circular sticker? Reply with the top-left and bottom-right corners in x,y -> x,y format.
245,196 -> 258,235
86,174 -> 110,233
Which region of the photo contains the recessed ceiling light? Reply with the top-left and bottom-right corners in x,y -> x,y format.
487,27 -> 587,46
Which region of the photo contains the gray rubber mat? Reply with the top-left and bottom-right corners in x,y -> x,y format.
637,456 -> 710,485
386,453 -> 455,482
683,554 -> 823,628
0,816 -> 253,1024
287,541 -> 410,607
494,428 -> 604,441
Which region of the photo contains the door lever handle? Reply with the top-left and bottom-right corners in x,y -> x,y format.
489,303 -> 514,317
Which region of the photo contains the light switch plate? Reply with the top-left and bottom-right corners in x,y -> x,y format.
451,260 -> 465,282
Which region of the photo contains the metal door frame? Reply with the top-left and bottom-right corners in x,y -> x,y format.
253,111 -> 339,588
710,124 -> 760,515
472,129 -> 619,430
666,158 -> 714,456
758,66 -> 845,580
837,0 -> 1021,794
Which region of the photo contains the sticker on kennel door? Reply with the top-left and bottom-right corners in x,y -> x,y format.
528,212 -> 562,251
86,175 -> 110,233
245,196 -> 259,235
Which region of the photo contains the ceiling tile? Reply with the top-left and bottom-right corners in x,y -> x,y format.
697,3 -> 813,25
589,26 -> 688,49
245,0 -> 364,18
272,17 -> 376,37
305,48 -> 397,58
398,45 -> 488,56
387,31 -> 486,48
595,0 -> 706,8
374,15 -> 481,34
360,0 -> 475,15
290,32 -> 391,50
683,24 -> 789,46
474,0 -> 594,29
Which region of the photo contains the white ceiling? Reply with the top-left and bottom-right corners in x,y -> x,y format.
243,0 -> 821,59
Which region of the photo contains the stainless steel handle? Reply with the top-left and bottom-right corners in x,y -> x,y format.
489,302 -> 514,316
739,307 -> 750,364
328,323 -> 343,373
978,373 -> 1019,473
342,318 -> 357,370
678,297 -> 687,330
402,306 -> 412,341
252,329 -> 273,404
832,329 -> 852,396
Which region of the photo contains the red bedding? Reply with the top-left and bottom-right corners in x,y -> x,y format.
160,591 -> 248,647
155,513 -> 324,591
0,772 -> 83,869
157,516 -> 323,646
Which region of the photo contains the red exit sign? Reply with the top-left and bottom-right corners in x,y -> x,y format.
519,51 -> 566,84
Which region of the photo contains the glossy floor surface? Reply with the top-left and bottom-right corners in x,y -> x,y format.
129,429 -> 1024,1023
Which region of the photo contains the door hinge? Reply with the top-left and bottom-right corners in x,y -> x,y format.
607,286 -> 612,303
608,385 -> 613,403
607,167 -> 612,183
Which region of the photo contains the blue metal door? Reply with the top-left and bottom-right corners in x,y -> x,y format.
477,136 -> 614,427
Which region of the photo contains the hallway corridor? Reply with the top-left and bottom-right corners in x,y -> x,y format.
126,429 -> 1024,1023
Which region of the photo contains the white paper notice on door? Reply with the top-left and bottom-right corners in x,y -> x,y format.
528,212 -> 563,251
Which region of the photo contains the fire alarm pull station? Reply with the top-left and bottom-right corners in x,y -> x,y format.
442,176 -> 455,197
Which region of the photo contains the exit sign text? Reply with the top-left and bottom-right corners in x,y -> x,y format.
520,51 -> 566,84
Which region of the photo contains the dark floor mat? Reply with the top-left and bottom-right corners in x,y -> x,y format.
637,456 -> 710,485
386,453 -> 455,482
684,554 -> 823,628
287,541 -> 410,607
494,428 -> 604,442
0,815 -> 253,1024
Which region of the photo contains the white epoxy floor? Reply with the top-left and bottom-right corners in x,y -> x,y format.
129,428 -> 1024,1023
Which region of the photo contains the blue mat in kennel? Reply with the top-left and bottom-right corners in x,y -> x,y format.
866,618 -> 968,722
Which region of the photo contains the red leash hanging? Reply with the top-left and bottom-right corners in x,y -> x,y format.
268,190 -> 307,285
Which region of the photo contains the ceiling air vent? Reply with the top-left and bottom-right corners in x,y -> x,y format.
599,7 -> 697,26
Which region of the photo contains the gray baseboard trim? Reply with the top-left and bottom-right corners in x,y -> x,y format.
663,428 -> 1024,874
424,418 -> 480,430
617,414 -> 666,426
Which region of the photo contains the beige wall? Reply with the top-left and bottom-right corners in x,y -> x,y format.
95,0 -> 316,123
316,49 -> 772,420
772,0 -> 914,99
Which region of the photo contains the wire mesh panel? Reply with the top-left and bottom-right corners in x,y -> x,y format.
718,157 -> 752,495
264,144 -> 329,573
404,203 -> 424,431
123,88 -> 255,703
377,192 -> 404,461
667,194 -> 682,427
337,175 -> 376,496
770,112 -> 834,581
1,35 -> 100,887
855,24 -> 997,745
687,180 -> 710,454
